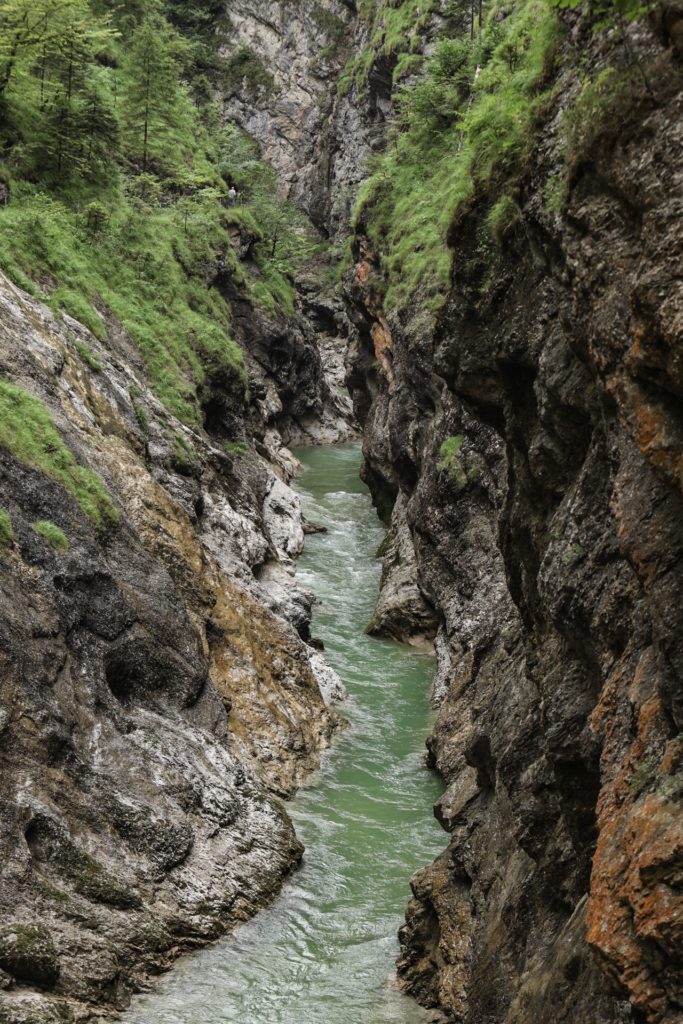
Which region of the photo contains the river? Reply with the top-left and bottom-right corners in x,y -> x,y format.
122,443 -> 445,1024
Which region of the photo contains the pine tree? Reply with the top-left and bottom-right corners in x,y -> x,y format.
0,0 -> 58,98
121,13 -> 185,172
31,0 -> 115,181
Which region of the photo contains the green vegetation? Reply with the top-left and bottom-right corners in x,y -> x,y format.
172,429 -> 197,470
549,0 -> 653,27
0,0 -> 317,425
438,435 -> 466,489
0,381 -> 118,526
438,434 -> 483,491
0,508 -> 14,546
486,195 -> 522,244
32,519 -> 69,550
73,337 -> 102,371
133,401 -> 149,435
222,46 -> 275,96
223,439 -> 250,456
560,66 -> 632,165
312,6 -> 347,59
338,0 -> 437,96
354,0 -> 562,319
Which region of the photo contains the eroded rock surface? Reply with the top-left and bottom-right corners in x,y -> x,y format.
0,270 -> 341,1023
346,17 -> 683,1024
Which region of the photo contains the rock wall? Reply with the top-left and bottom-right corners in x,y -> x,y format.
345,13 -> 683,1024
0,261 -> 346,1023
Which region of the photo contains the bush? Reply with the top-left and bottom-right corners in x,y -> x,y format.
354,0 -> 561,320
73,339 -> 103,372
486,195 -> 522,243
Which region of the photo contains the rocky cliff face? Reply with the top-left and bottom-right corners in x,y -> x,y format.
0,246 -> 349,1022
346,13 -> 683,1024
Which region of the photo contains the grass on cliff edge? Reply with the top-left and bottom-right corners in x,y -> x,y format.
0,184 -> 247,424
0,381 -> 119,528
32,520 -> 70,551
353,0 -> 562,320
0,2 -> 314,425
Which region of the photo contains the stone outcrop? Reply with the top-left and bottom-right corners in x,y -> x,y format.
2,0 -> 682,1021
0,265 -> 344,1023
345,14 -> 683,1024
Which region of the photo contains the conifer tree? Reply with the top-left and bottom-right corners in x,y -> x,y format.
0,0 -> 57,98
121,12 -> 185,172
31,0 -> 115,181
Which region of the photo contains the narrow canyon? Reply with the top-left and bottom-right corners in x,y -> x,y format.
0,0 -> 681,1023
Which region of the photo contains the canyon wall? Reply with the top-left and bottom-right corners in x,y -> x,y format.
0,224 -> 352,1020
345,12 -> 683,1024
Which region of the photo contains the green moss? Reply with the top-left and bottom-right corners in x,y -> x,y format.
32,520 -> 69,550
438,435 -> 466,490
134,402 -> 150,435
172,431 -> 198,471
562,541 -> 586,566
438,434 -> 463,465
437,434 -> 483,491
0,508 -> 14,547
0,382 -> 118,527
222,47 -> 275,96
628,755 -> 657,793
223,440 -> 250,456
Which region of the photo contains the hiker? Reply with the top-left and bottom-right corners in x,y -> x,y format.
227,186 -> 237,206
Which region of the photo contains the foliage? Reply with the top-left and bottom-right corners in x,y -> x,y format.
0,380 -> 119,526
549,0 -> 652,29
73,337 -> 102,370
338,0 -> 438,96
560,66 -> 630,161
221,46 -> 274,97
0,508 -> 14,546
0,0 -> 318,427
133,401 -> 149,434
437,434 -> 483,490
486,194 -> 522,243
32,519 -> 70,549
355,0 -> 562,319
120,12 -> 189,173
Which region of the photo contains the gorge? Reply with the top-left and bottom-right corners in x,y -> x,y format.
0,0 -> 682,1023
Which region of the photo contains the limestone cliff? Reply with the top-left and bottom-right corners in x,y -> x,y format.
0,248 -> 349,1022
345,9 -> 683,1024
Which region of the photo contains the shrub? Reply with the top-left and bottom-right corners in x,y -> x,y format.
354,0 -> 562,320
73,339 -> 103,372
486,195 -> 522,244
222,47 -> 275,96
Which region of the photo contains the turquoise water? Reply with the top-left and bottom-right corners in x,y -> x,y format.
122,443 -> 444,1024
